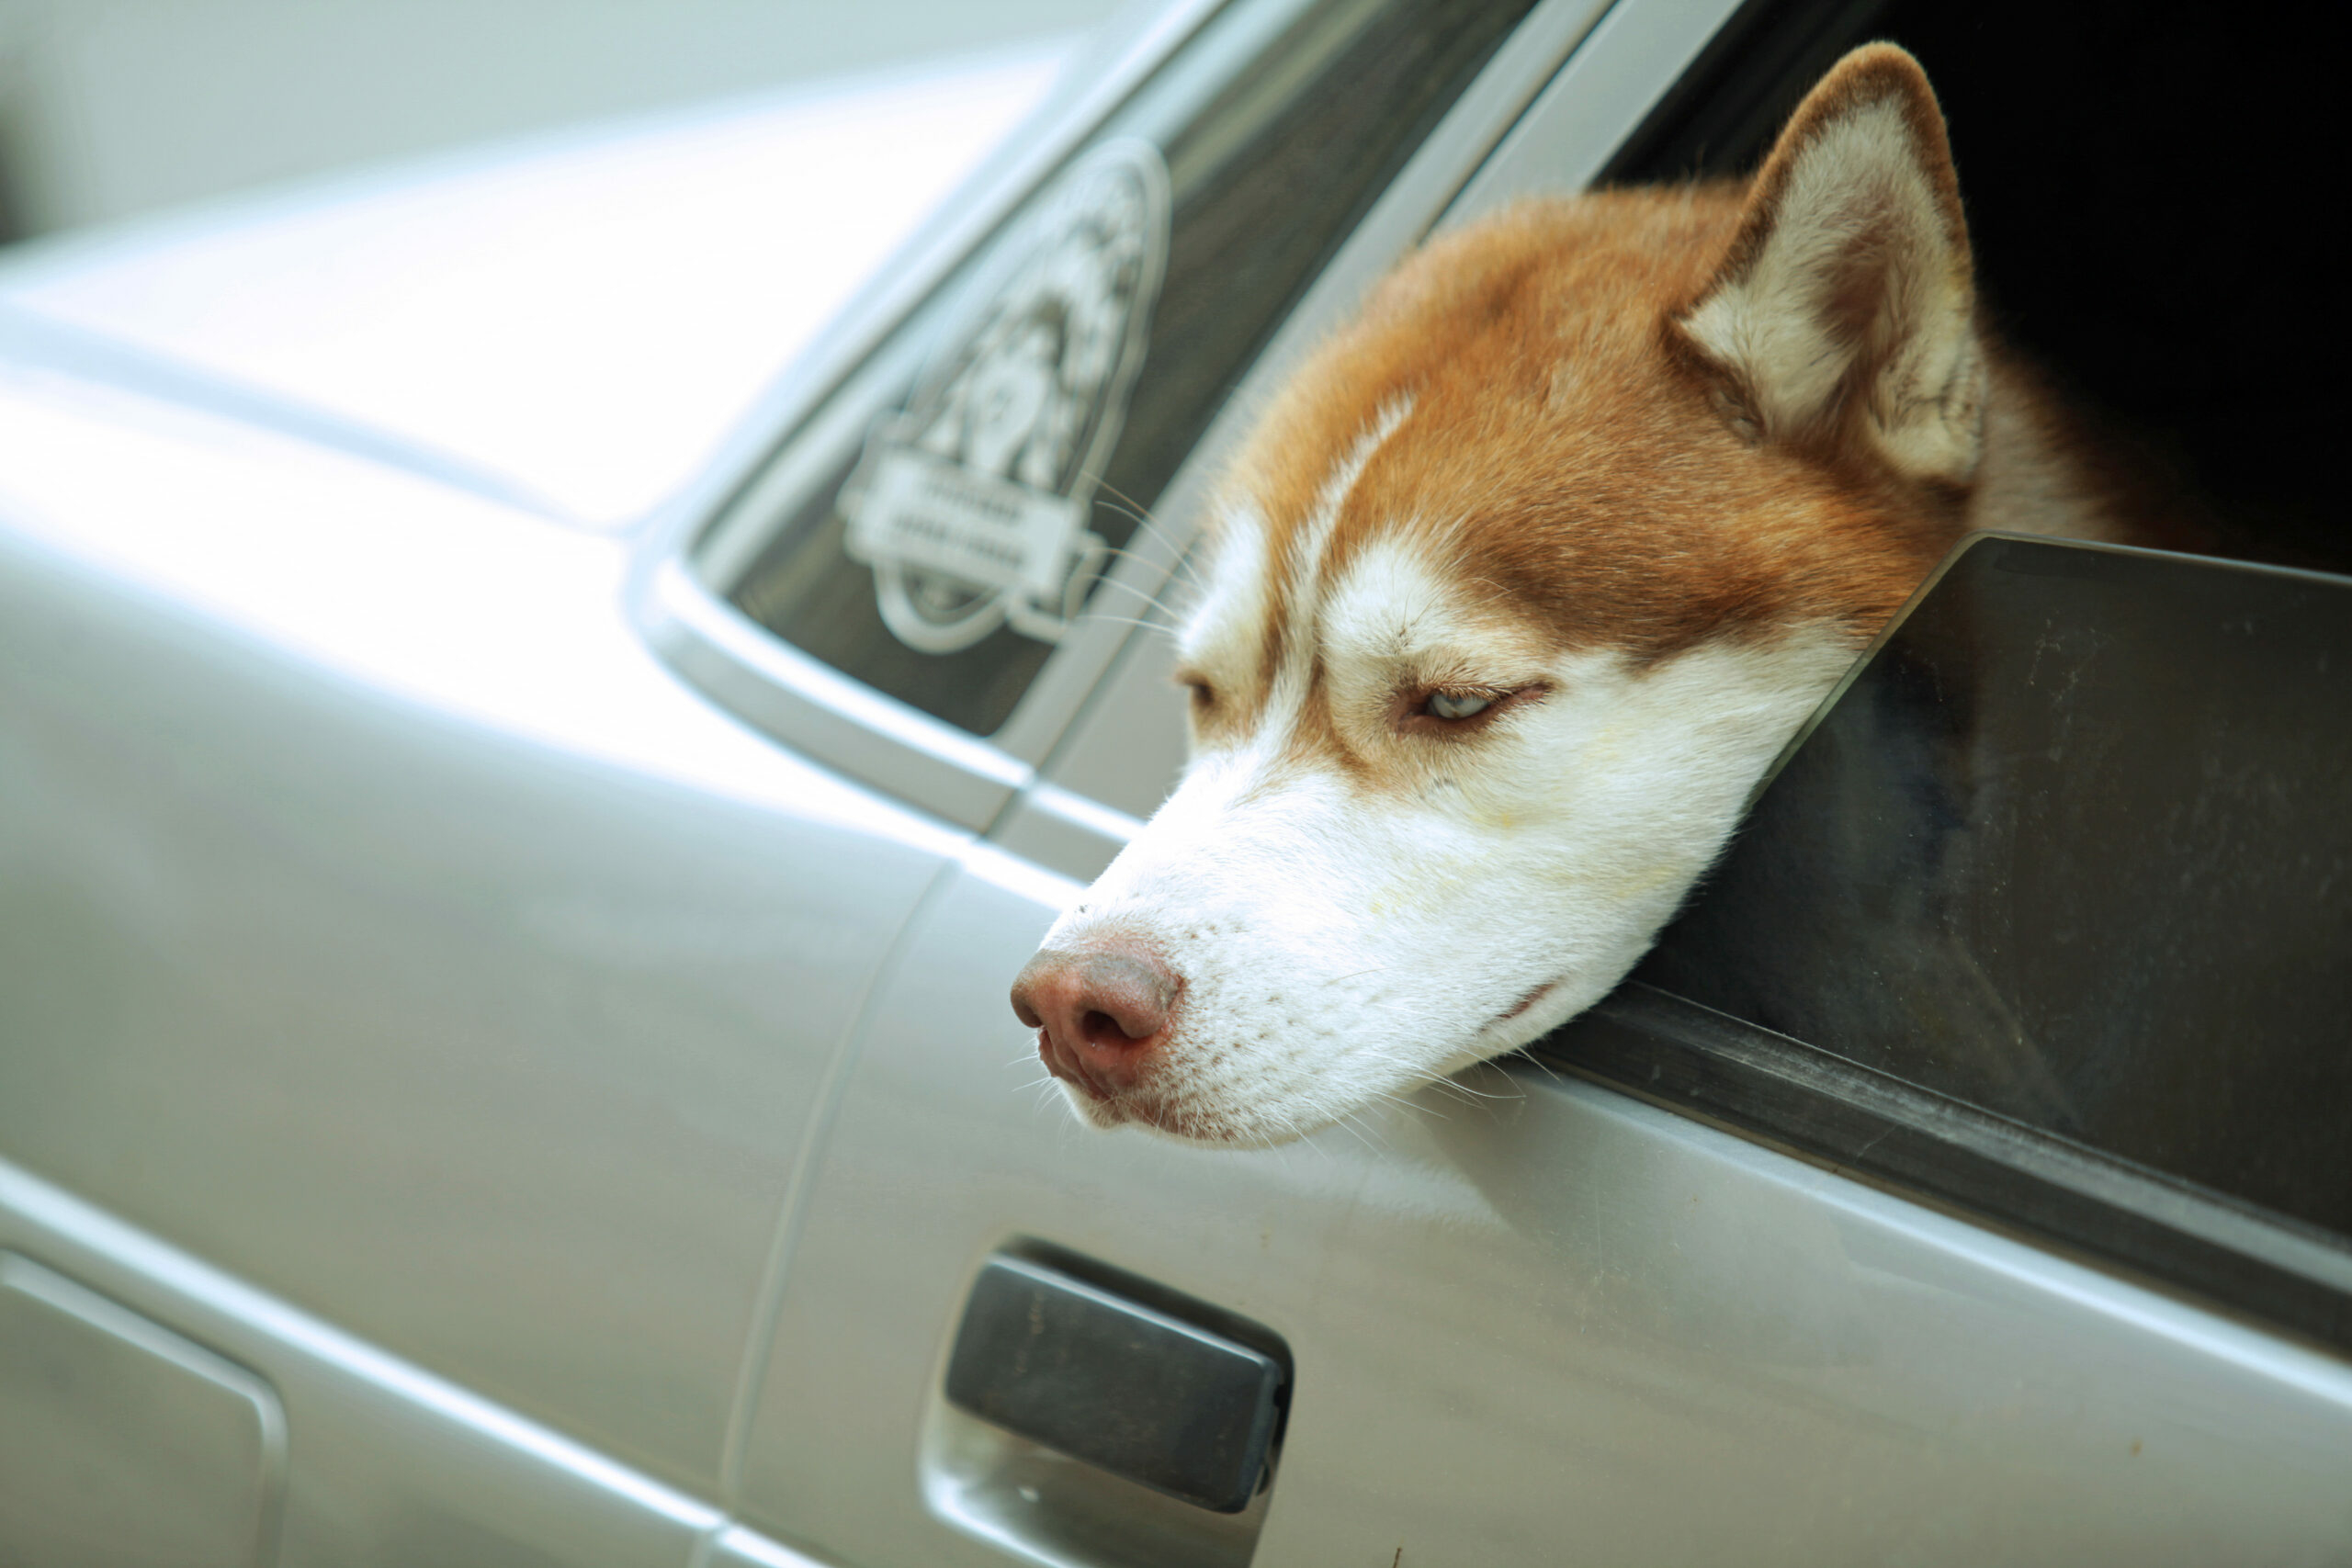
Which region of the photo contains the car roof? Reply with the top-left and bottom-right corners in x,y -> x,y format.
0,42 -> 1071,533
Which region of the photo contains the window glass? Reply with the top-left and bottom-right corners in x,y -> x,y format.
1637,538 -> 2352,1242
711,0 -> 1540,737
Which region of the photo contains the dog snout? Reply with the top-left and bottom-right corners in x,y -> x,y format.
1010,945 -> 1180,1100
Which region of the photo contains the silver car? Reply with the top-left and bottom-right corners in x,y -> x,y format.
3,1 -> 2346,1564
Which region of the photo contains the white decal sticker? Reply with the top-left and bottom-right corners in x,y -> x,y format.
842,138 -> 1170,654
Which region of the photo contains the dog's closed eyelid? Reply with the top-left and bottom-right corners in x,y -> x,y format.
1393,682 -> 1547,734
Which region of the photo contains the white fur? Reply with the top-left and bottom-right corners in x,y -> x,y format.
1182,502 -> 1271,691
1282,396 -> 1415,600
1045,525 -> 1856,1145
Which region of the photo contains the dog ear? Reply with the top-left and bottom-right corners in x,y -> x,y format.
1677,44 -> 1984,485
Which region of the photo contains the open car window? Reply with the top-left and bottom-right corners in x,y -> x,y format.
1519,0 -> 2352,1355
1544,536 -> 2352,1348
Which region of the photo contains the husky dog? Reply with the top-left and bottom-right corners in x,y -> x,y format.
1012,45 -> 2140,1145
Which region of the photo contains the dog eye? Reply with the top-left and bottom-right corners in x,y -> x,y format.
1424,690 -> 1493,721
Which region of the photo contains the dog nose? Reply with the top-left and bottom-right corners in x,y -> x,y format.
1011,946 -> 1179,1100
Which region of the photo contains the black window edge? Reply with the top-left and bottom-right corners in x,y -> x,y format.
1531,984 -> 2352,1357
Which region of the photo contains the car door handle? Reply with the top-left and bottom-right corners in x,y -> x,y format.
944,1254 -> 1286,1514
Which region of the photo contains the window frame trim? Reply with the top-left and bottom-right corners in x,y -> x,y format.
1535,984 -> 2352,1355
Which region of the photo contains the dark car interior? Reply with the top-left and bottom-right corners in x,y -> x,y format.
1607,0 -> 2344,573
1561,0 -> 2352,1355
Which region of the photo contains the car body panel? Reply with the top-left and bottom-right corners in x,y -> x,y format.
0,1 -> 2346,1562
0,1156 -> 719,1567
0,376 -> 964,1496
0,1249 -> 287,1567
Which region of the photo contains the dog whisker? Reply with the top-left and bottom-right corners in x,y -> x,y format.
1078,613 -> 1179,635
1330,1109 -> 1389,1155
1449,1073 -> 1528,1102
1086,566 -> 1190,623
1082,474 -> 1198,566
1355,1083 -> 1447,1122
1510,1049 -> 1568,1088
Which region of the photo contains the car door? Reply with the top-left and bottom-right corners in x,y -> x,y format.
650,0 -> 2352,1563
0,74 -> 1079,1568
0,374 -> 984,1561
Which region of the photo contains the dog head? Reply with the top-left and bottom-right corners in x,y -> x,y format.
1013,46 -> 1993,1145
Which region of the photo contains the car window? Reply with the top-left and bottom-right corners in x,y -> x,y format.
1643,540 -> 2350,1201
1543,540 -> 2352,1354
1551,536 -> 2352,1351
1731,557 -> 2347,1202
1532,0 -> 2352,1350
698,0 -> 1541,738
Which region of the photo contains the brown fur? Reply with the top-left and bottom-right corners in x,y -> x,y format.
1201,45 -> 2146,742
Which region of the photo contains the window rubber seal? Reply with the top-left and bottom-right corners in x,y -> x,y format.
1533,984 -> 2352,1357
